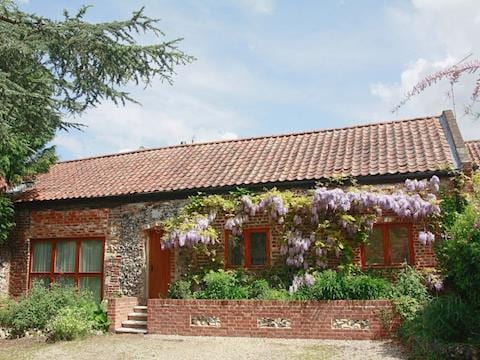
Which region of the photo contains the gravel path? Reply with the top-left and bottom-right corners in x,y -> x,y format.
0,334 -> 407,360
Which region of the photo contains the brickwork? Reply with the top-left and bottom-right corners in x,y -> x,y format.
107,296 -> 139,332
5,181 -> 439,299
147,299 -> 397,340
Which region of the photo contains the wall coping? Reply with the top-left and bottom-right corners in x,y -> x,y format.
148,299 -> 393,306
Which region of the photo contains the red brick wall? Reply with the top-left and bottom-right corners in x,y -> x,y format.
107,296 -> 139,332
9,208 -> 109,298
147,299 -> 397,340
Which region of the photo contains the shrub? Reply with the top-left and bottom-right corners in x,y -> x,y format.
399,295 -> 480,359
195,270 -> 249,299
46,306 -> 92,342
256,288 -> 291,300
437,204 -> 480,305
247,279 -> 270,299
393,295 -> 424,321
295,270 -> 391,300
2,282 -> 107,337
392,266 -> 429,301
347,274 -> 392,299
168,280 -> 193,299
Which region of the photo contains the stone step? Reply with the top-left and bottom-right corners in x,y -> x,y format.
128,312 -> 147,321
133,306 -> 148,313
122,320 -> 147,329
115,327 -> 147,334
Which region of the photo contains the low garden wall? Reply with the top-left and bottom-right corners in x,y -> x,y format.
107,296 -> 139,332
147,299 -> 398,340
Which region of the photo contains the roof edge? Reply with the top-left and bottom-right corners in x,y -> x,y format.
14,169 -> 451,207
440,110 -> 471,171
55,114 -> 443,165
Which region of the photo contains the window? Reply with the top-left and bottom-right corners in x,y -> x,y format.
225,228 -> 270,268
362,224 -> 413,267
30,238 -> 104,301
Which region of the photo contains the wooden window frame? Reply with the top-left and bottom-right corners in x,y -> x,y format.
361,223 -> 415,268
224,227 -> 271,269
29,237 -> 105,298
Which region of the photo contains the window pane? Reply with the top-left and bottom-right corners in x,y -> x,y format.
31,276 -> 51,288
365,227 -> 385,265
32,242 -> 52,272
56,276 -> 76,288
228,235 -> 244,266
80,240 -> 103,272
80,276 -> 101,302
250,232 -> 267,266
55,241 -> 76,272
390,226 -> 410,264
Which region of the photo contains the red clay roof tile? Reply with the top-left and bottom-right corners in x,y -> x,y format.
16,115 -> 458,202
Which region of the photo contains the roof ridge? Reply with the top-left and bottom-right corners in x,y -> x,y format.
465,140 -> 480,143
56,114 -> 443,165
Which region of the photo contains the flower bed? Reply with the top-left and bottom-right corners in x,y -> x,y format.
146,299 -> 398,340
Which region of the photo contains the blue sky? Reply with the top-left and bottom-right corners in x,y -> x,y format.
21,0 -> 480,160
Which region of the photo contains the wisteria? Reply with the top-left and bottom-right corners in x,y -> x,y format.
289,273 -> 315,294
426,273 -> 444,292
418,231 -> 436,245
160,176 -> 441,270
161,212 -> 217,249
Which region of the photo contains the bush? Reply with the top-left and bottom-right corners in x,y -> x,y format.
393,295 -> 424,321
401,295 -> 480,344
393,266 -> 430,301
437,204 -> 480,305
347,274 -> 392,299
168,280 -> 193,299
247,279 -> 270,299
256,288 -> 291,300
1,282 -> 108,338
399,295 -> 480,359
46,306 -> 92,342
195,270 -> 249,299
295,270 -> 391,300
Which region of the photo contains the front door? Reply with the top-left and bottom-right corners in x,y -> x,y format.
148,230 -> 171,298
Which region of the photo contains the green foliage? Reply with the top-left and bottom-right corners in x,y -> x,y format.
247,279 -> 271,299
194,270 -> 249,300
437,204 -> 480,304
0,195 -> 13,244
294,270 -> 392,300
400,295 -> 480,345
392,266 -> 430,302
1,282 -> 107,337
389,267 -> 430,322
393,296 -> 424,322
0,1 -> 193,242
168,269 -> 293,300
168,280 -> 193,299
46,306 -> 93,342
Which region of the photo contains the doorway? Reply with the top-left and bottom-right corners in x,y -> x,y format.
148,230 -> 171,298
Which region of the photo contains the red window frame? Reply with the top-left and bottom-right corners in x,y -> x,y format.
361,223 -> 415,268
224,227 -> 271,268
29,237 -> 105,298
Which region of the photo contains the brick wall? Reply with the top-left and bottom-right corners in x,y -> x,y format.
107,296 -> 139,332
147,299 -> 397,340
8,208 -> 109,298
5,181 -> 439,299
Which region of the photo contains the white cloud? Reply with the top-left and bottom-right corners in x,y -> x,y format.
55,83 -> 248,160
370,0 -> 480,139
234,0 -> 275,14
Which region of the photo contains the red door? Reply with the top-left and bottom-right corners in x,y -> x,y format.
148,231 -> 171,298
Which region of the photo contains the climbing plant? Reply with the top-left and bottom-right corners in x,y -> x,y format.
160,177 -> 441,272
